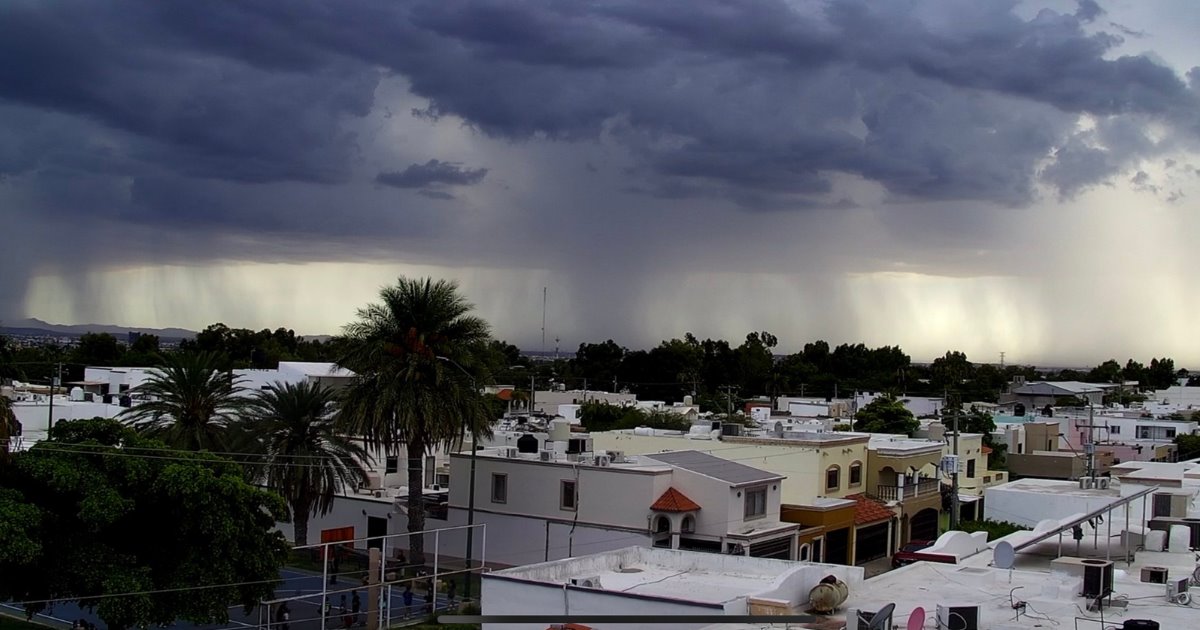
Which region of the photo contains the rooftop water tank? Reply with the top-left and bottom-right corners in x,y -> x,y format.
808,576 -> 849,613
633,426 -> 654,436
69,387 -> 84,402
517,433 -> 539,454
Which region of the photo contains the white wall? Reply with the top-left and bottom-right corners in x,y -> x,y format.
448,454 -> 673,530
275,493 -> 398,547
12,398 -> 126,436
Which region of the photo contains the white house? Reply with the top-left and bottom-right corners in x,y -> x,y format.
233,361 -> 355,394
481,546 -> 864,630
425,436 -> 801,567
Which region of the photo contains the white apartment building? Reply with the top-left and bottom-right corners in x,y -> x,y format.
854,391 -> 944,417
531,389 -> 637,414
427,437 -> 801,567
233,361 -> 356,394
481,546 -> 864,630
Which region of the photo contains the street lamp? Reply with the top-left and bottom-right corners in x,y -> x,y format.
436,356 -> 479,603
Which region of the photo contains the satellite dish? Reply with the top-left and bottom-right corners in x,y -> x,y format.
868,603 -> 896,630
995,541 -> 1016,569
907,606 -> 926,630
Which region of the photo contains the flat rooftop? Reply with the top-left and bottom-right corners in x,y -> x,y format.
486,546 -> 858,606
988,477 -> 1121,499
704,560 -> 1197,630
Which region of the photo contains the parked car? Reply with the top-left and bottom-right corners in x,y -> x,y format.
891,540 -> 934,568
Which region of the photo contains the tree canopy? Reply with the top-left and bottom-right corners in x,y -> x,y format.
0,418 -> 288,630
853,393 -> 919,436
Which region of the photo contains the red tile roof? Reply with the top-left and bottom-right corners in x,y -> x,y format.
847,493 -> 893,525
982,446 -> 993,454
651,487 -> 702,512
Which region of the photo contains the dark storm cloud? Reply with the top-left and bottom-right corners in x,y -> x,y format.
376,160 -> 489,189
2,0 -> 1200,326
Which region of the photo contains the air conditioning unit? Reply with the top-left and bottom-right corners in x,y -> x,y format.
1148,517 -> 1200,549
936,604 -> 979,630
1082,559 -> 1115,599
499,447 -> 518,459
566,453 -> 582,462
1141,566 -> 1169,584
373,490 -> 384,498
539,450 -> 554,462
594,455 -> 611,467
1079,477 -> 1095,490
607,450 -> 625,463
1167,576 -> 1191,605
1096,477 -> 1111,490
569,576 -> 601,588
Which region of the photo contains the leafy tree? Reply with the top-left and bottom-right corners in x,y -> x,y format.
570,340 -> 626,386
240,382 -> 370,545
335,277 -> 493,565
1,394 -> 19,463
578,400 -> 627,432
1123,359 -> 1146,384
1175,434 -> 1200,461
72,332 -> 125,366
1087,359 -> 1123,384
1146,357 -> 1178,389
853,393 -> 918,435
119,352 -> 250,451
0,418 -> 287,630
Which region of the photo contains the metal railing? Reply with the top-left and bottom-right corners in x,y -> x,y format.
873,478 -> 940,502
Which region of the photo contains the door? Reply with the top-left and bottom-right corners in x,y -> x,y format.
855,522 -> 890,564
910,508 -> 939,542
367,516 -> 388,550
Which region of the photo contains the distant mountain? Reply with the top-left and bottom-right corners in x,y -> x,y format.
0,318 -> 198,340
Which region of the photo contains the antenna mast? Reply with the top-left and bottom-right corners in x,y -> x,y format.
541,286 -> 547,355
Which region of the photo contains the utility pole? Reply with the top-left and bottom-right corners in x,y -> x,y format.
950,406 -> 961,530
47,362 -> 61,435
999,351 -> 1006,369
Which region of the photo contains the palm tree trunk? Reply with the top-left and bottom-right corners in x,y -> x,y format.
406,439 -> 426,566
293,496 -> 312,547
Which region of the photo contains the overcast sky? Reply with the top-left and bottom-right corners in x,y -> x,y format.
3,0 -> 1200,365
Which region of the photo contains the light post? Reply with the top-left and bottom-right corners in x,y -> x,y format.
436,356 -> 479,603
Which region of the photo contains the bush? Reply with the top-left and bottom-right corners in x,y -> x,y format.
957,519 -> 1027,541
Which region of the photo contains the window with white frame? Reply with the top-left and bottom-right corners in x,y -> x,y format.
744,487 -> 767,519
560,480 -> 577,511
491,473 -> 507,503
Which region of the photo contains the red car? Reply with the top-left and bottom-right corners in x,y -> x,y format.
891,540 -> 937,568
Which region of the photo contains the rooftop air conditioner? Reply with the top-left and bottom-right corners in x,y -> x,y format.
569,576 -> 601,588
595,455 -> 611,467
539,450 -> 554,462
373,490 -> 384,498
1097,477 -> 1111,490
1167,576 -> 1191,605
1141,566 -> 1169,584
1082,559 -> 1115,599
607,450 -> 625,463
936,604 -> 979,630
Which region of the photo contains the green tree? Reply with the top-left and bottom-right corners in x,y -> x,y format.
72,332 -> 125,366
1175,434 -> 1200,461
240,382 -> 370,545
119,352 -> 250,451
579,400 -> 626,432
0,417 -> 287,630
853,393 -> 918,435
1,395 -> 19,463
335,277 -> 492,565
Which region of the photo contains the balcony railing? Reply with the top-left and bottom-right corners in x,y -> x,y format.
873,478 -> 941,502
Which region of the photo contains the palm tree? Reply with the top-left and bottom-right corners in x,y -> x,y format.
240,381 -> 370,546
335,277 -> 492,565
120,352 -> 249,451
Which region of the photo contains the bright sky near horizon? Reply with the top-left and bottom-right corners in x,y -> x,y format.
3,0 -> 1200,365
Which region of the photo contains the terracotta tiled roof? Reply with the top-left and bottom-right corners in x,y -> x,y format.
982,446 -> 993,454
651,487 -> 702,512
847,493 -> 893,525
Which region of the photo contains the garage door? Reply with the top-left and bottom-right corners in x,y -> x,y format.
910,508 -> 939,542
855,522 -> 889,564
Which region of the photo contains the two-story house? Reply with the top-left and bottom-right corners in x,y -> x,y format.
430,441 -> 801,567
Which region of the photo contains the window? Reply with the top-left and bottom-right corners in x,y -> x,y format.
560,480 -> 577,511
744,487 -> 767,519
1138,426 -> 1177,440
799,543 -> 811,561
385,456 -> 399,474
681,515 -> 695,533
424,456 -> 436,487
966,458 -> 976,478
849,462 -> 863,487
1109,425 -> 1120,435
491,473 -> 507,503
825,465 -> 841,492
